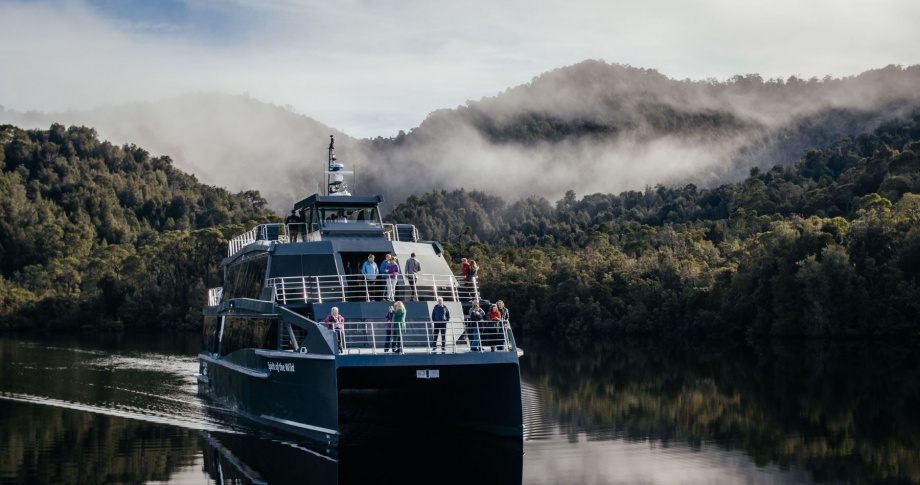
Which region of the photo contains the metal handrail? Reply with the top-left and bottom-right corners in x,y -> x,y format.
228,223 -> 289,256
207,287 -> 223,306
322,319 -> 513,355
228,220 -> 419,253
268,273 -> 480,304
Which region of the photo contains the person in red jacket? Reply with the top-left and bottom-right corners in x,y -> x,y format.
324,307 -> 345,352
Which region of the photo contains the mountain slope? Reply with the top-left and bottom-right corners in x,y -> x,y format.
0,124 -> 277,329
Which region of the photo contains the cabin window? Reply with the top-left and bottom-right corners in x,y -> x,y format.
319,207 -> 379,226
222,253 -> 269,301
269,254 -> 338,278
219,317 -> 274,356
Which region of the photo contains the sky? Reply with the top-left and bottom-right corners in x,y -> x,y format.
1,0 -> 918,139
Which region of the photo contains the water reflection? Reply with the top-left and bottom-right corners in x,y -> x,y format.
519,337 -> 920,484
0,397 -> 521,485
200,425 -> 522,485
3,332 -> 919,484
0,400 -> 203,485
0,333 -> 522,485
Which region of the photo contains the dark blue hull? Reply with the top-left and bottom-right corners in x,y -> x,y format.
198,348 -> 523,445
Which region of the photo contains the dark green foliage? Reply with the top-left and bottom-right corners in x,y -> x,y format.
391,114 -> 920,339
0,124 -> 277,329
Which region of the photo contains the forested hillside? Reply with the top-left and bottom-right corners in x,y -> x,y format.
390,114 -> 920,339
0,124 -> 278,330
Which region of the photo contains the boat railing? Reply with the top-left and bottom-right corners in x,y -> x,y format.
207,287 -> 223,307
228,221 -> 421,254
382,223 -> 419,242
326,318 -> 513,355
285,222 -> 322,243
268,273 -> 480,304
228,223 -> 289,256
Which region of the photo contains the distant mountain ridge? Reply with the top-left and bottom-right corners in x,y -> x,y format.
3,61 -> 919,212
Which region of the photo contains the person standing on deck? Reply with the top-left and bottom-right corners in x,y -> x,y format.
390,301 -> 406,353
496,300 -> 510,349
466,260 -> 479,300
380,253 -> 391,274
496,300 -> 510,326
467,300 -> 484,352
361,254 -> 380,301
487,304 -> 502,351
383,305 -> 395,353
324,307 -> 345,352
430,296 -> 450,352
385,256 -> 400,301
286,210 -> 300,242
379,254 -> 392,300
460,258 -> 471,299
405,252 -> 422,301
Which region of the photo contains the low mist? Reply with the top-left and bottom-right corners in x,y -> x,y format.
3,62 -> 919,214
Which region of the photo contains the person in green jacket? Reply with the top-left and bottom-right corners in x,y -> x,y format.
390,301 -> 406,353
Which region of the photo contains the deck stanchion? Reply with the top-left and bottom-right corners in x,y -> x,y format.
371,321 -> 377,354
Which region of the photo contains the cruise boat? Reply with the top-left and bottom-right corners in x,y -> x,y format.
198,136 -> 523,446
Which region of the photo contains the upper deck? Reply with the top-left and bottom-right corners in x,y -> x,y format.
227,194 -> 422,257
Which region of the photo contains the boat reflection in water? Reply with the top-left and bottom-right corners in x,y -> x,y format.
201,423 -> 523,485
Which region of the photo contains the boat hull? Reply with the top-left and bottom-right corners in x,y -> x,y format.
198,349 -> 523,445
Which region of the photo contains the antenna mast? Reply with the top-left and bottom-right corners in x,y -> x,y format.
324,135 -> 351,196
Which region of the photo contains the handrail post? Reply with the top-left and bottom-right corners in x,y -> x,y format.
301,276 -> 308,303
315,276 -> 322,303
371,321 -> 377,354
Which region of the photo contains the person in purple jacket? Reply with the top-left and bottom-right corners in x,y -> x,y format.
385,255 -> 400,301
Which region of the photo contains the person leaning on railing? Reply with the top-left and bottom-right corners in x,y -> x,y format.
497,300 -> 510,327
487,304 -> 502,351
467,301 -> 484,352
324,307 -> 345,352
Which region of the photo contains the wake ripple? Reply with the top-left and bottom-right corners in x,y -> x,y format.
0,391 -> 243,435
522,382 -> 556,441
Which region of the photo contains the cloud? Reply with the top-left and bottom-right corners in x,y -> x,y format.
3,0 -> 918,138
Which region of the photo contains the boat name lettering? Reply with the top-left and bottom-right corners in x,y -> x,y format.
267,361 -> 295,373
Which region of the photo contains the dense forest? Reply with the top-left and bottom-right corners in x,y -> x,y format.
0,123 -> 277,329
390,113 -> 920,339
3,111 -> 920,339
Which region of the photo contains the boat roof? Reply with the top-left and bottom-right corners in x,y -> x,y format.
294,194 -> 384,211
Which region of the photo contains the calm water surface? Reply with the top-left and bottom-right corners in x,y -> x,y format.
1,332 -> 918,484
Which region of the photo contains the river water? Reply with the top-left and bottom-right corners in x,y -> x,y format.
1,332 -> 918,484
